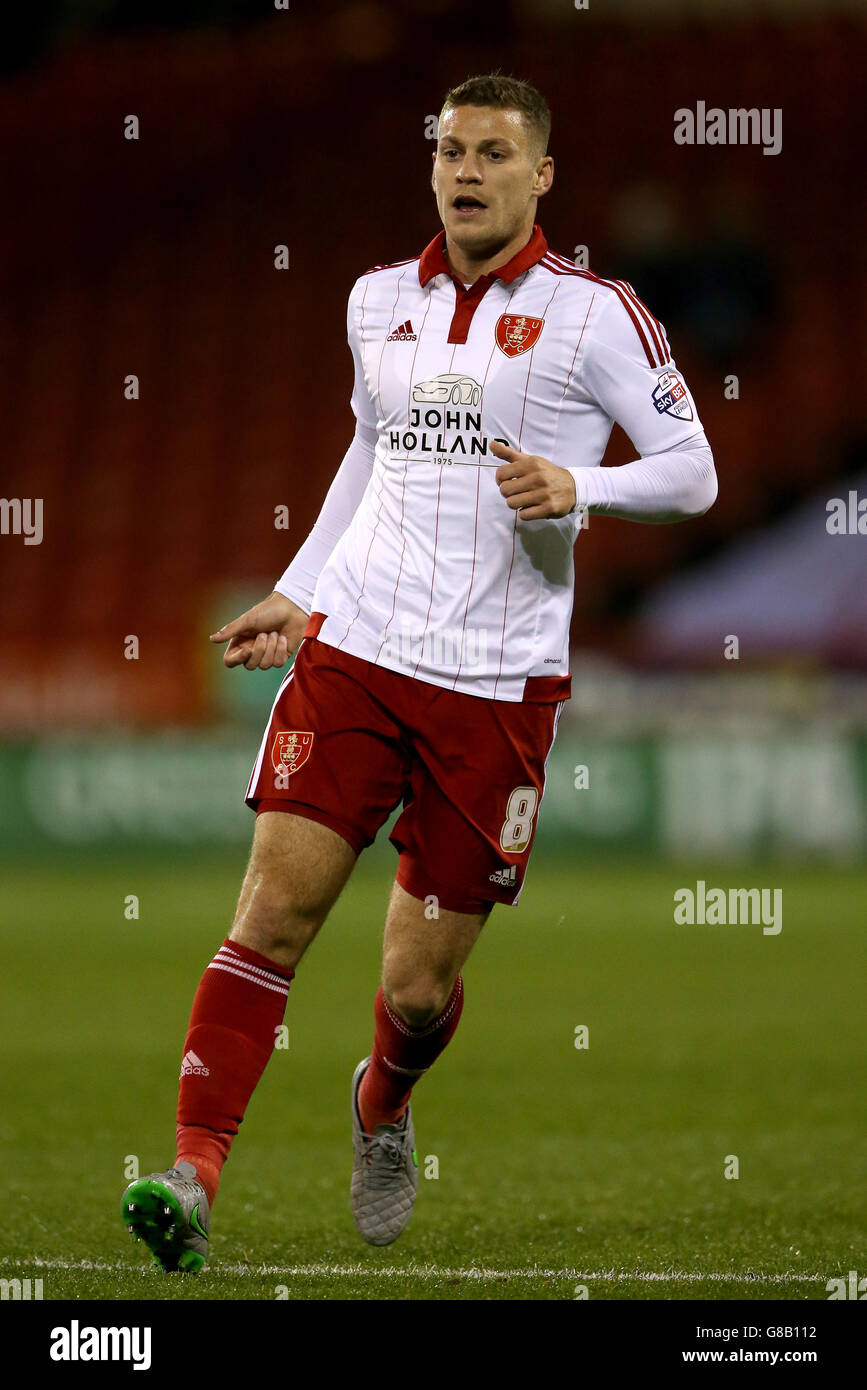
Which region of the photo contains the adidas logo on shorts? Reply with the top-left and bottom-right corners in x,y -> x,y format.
180,1050 -> 210,1077
488,864 -> 517,887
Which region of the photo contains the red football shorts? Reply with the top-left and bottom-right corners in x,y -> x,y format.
245,628 -> 565,914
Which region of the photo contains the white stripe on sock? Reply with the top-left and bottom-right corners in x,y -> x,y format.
215,946 -> 290,989
206,961 -> 289,996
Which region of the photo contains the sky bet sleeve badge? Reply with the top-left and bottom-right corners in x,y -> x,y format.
495,314 -> 545,358
271,730 -> 314,776
652,370 -> 694,421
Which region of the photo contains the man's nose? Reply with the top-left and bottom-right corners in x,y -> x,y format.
456,159 -> 483,182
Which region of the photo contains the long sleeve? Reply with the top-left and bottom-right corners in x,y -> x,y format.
274,420 -> 378,611
273,280 -> 378,612
567,287 -> 717,523
568,431 -> 717,523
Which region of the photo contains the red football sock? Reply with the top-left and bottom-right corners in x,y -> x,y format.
357,977 -> 464,1133
175,938 -> 294,1206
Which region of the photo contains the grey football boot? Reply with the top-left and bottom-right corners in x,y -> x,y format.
351,1056 -> 419,1245
121,1159 -> 210,1273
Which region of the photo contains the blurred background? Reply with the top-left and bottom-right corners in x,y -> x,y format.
0,0 -> 865,862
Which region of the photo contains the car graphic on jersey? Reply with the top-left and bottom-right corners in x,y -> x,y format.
412,374 -> 482,407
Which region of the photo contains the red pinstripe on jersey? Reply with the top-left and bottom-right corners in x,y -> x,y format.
411,468 -> 444,680
450,285 -> 514,689
493,514 -> 519,699
451,466 -> 482,691
561,292 -> 596,400
493,279 -> 561,699
377,267 -> 412,407
376,291 -> 436,663
540,251 -> 671,369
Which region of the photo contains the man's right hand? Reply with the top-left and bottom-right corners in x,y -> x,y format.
209,591 -> 309,670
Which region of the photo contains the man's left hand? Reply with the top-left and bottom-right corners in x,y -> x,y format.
491,441 -> 577,520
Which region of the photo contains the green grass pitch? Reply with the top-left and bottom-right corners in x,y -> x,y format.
1,847 -> 864,1301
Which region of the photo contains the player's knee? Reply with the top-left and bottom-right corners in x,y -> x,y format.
232,875 -> 328,966
383,977 -> 451,1029
258,910 -> 322,961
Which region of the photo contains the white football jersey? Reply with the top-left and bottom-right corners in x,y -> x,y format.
283,225 -> 704,701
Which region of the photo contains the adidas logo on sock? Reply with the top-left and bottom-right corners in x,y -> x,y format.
488,864 -> 517,887
386,319 -> 417,341
180,1050 -> 210,1077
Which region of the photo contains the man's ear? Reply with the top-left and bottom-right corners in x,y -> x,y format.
431,150 -> 437,193
534,155 -> 554,200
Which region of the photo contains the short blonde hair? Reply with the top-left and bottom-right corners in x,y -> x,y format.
440,74 -> 551,158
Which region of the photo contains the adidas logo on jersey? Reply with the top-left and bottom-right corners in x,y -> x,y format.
180,1050 -> 210,1077
488,864 -> 517,887
387,319 -> 417,341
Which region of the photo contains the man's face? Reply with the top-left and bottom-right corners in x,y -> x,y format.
432,105 -> 552,257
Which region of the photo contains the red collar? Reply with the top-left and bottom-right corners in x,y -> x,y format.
418,223 -> 548,289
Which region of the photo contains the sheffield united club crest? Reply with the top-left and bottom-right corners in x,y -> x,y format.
271,730 -> 314,778
495,313 -> 545,358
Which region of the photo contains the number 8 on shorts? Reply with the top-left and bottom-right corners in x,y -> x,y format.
500,786 -> 539,854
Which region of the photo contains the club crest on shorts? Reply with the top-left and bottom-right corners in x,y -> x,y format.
271,730 -> 313,777
652,370 -> 694,422
495,313 -> 544,358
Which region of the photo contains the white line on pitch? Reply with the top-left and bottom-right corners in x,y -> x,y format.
2,1258 -> 829,1282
